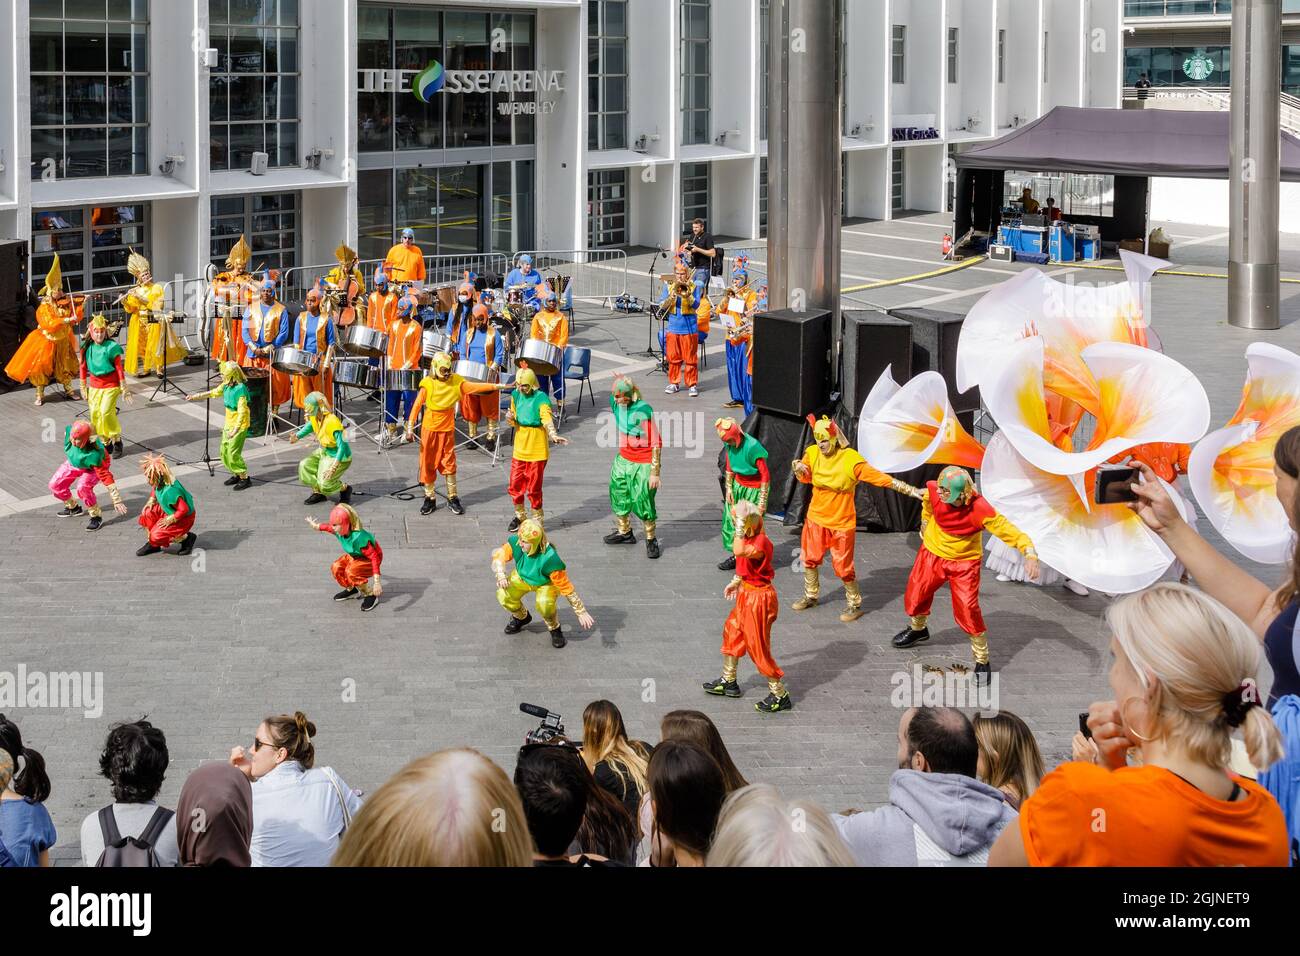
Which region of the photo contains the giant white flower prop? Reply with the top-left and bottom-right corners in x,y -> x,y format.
1188,343 -> 1300,564
857,366 -> 985,472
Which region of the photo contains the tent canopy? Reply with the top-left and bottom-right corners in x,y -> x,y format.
954,106 -> 1300,182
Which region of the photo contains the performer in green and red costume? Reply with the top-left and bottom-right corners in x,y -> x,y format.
704,500 -> 792,714
305,504 -> 383,613
136,453 -> 197,556
493,518 -> 594,648
49,421 -> 127,532
79,314 -> 131,458
603,375 -> 662,559
715,417 -> 769,572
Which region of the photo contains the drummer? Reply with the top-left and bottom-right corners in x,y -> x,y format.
416,289 -> 442,331
367,270 -> 400,333
384,227 -> 427,290
460,304 -> 503,453
384,295 -> 423,445
504,254 -> 550,309
291,288 -> 336,411
528,289 -> 569,411
446,273 -> 477,351
405,352 -> 510,517
243,276 -> 291,418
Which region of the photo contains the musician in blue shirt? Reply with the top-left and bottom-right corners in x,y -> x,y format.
243,277 -> 291,412
504,254 -> 550,308
656,256 -> 705,397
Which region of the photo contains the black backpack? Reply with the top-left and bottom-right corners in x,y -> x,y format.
95,806 -> 174,868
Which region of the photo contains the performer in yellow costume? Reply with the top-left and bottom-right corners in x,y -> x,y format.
211,235 -> 258,365
124,251 -> 185,377
290,390 -> 353,506
492,518 -> 595,649
5,256 -> 83,405
320,242 -> 366,328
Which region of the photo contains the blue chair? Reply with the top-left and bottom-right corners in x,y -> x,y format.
563,346 -> 595,415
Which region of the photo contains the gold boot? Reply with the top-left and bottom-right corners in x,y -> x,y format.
840,579 -> 864,622
791,566 -> 820,611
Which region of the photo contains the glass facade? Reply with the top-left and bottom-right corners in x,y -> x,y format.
681,161 -> 709,234
681,0 -> 711,145
30,0 -> 149,180
587,169 -> 627,248
1126,44 -> 1300,94
892,25 -> 905,84
208,0 -> 300,172
30,203 -> 149,292
210,192 -> 299,272
947,28 -> 958,85
1125,1 -> 1300,16
588,1 -> 628,151
759,157 -> 768,237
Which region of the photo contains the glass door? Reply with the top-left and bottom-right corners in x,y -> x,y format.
437,165 -> 483,255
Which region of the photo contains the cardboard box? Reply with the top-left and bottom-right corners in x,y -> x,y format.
1118,239 -> 1145,254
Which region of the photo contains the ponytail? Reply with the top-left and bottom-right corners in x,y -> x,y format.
1240,706 -> 1286,772
0,715 -> 52,803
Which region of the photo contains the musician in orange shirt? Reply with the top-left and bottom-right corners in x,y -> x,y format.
529,290 -> 569,408
384,228 -> 426,289
384,296 -> 424,444
367,271 -> 400,333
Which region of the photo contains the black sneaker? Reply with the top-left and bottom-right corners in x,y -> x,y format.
974,662 -> 992,686
646,538 -> 661,560
484,437 -> 497,453
304,492 -> 328,505
507,515 -> 523,533
420,497 -> 437,515
604,530 -> 635,545
361,595 -> 379,612
56,504 -> 83,518
334,587 -> 359,601
339,485 -> 353,504
891,626 -> 931,649
448,496 -> 465,515
233,477 -> 252,491
223,474 -> 241,486
176,533 -> 197,556
718,554 -> 737,571
550,627 -> 567,649
504,612 -> 532,634
755,693 -> 793,714
86,516 -> 103,532
703,676 -> 742,698
110,439 -> 123,457
136,543 -> 161,557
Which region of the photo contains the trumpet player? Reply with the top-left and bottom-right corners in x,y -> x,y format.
657,257 -> 704,398
722,259 -> 758,412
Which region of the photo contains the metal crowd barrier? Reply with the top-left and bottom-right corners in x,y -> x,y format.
281,253 -> 510,309
723,243 -> 767,290
512,249 -> 628,305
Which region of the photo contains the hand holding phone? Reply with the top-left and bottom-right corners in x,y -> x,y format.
1095,466 -> 1141,506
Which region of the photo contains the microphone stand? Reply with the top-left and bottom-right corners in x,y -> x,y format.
639,247 -> 669,363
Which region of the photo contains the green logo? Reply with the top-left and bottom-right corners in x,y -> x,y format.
1183,50 -> 1215,82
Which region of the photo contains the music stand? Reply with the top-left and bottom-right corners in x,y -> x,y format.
147,311 -> 187,402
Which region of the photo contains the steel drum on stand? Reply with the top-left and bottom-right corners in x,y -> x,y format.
271,346 -> 321,377
333,359 -> 380,390
339,324 -> 388,358
385,369 -> 424,392
517,339 -> 564,378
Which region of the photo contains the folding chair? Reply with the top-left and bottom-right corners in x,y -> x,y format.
563,346 -> 595,415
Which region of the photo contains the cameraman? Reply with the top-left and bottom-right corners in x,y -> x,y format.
514,743 -> 620,866
683,219 -> 715,291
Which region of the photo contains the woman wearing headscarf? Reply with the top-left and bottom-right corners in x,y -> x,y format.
176,763 -> 253,866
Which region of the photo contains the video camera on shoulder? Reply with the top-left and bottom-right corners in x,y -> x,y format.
520,703 -> 579,747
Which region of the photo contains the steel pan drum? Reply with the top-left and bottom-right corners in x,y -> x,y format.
518,339 -> 564,378
435,285 -> 457,312
241,367 -> 270,437
339,324 -> 388,358
271,346 -> 320,377
385,369 -> 424,392
454,360 -> 497,384
333,359 -> 380,390
422,329 -> 453,358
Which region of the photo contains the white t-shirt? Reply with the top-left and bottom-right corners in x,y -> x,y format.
249,762 -> 363,867
80,802 -> 180,867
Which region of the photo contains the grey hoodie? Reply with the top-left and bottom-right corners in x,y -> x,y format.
832,769 -> 1017,866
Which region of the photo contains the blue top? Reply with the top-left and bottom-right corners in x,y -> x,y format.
242,303 -> 290,349
0,833 -> 14,867
295,311 -> 336,354
0,798 -> 57,867
505,268 -> 546,305
1263,598 -> 1300,707
463,326 -> 502,369
417,305 -> 442,331
447,303 -> 474,343
657,281 -> 704,335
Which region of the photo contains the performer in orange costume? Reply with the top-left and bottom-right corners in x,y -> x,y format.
792,416 -> 924,622
5,255 -> 83,405
459,304 -> 503,451
384,227 -> 427,289
291,288 -> 336,410
305,504 -> 383,613
703,500 -> 791,714
892,466 -> 1039,683
366,271 -> 400,333
210,235 -> 258,365
383,295 -> 424,444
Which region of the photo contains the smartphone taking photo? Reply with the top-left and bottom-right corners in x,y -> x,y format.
1095,466 -> 1141,506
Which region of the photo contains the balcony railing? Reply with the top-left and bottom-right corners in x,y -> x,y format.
1126,0 -> 1300,16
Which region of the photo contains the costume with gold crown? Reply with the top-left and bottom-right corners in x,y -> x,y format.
319,243 -> 367,328
4,255 -> 83,403
211,235 -> 258,364
136,454 -> 197,556
79,314 -> 127,452
703,501 -> 791,714
188,362 -> 252,487
493,519 -> 590,648
124,250 -> 184,377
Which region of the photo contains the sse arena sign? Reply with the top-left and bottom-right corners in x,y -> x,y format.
358,63 -> 565,115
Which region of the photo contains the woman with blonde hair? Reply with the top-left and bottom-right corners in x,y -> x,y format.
972,712 -> 1045,810
581,700 -> 649,823
991,583 -> 1288,866
333,749 -> 532,867
707,784 -> 855,867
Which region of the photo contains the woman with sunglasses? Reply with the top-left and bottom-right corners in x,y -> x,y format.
228,711 -> 362,867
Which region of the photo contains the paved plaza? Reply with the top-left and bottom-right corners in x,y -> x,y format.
4,213 -> 1300,863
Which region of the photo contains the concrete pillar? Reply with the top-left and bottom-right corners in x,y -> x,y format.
1228,0 -> 1282,331
766,0 -> 843,364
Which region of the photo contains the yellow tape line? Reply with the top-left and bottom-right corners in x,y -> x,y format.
840,254 -> 989,293
1065,261 -> 1300,284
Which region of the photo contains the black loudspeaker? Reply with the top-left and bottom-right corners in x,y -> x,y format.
841,310 -> 913,418
0,240 -> 27,310
887,306 -> 979,413
752,308 -> 831,418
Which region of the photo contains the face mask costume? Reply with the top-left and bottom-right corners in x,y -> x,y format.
603,376 -> 663,558
492,518 -> 593,648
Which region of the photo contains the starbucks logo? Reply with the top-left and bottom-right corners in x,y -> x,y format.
1183,51 -> 1215,82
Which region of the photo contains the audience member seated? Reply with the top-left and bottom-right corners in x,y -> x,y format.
575,764 -> 638,865
80,719 -> 179,866
0,715 -> 55,867
334,749 -> 532,867
176,762 -> 254,867
646,739 -> 726,867
581,699 -> 650,826
514,742 -> 616,866
833,706 -> 1016,866
707,783 -> 855,867
973,712 -> 1045,812
991,584 -> 1287,866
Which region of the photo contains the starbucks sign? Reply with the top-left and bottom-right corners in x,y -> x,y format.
1183,51 -> 1215,82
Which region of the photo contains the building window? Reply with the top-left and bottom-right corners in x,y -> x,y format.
209,193 -> 299,273
759,0 -> 770,141
681,0 -> 711,145
947,27 -> 959,84
891,25 -> 906,84
492,159 -> 536,254
891,150 -> 905,212
208,0 -> 300,173
29,0 -> 149,180
998,29 -> 1006,83
681,162 -> 709,235
587,1 -> 628,151
759,156 -> 768,236
587,169 -> 627,248
30,204 -> 149,292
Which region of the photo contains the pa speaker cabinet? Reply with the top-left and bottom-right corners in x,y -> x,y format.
751,307 -> 831,418
0,240 -> 27,310
841,310 -> 913,418
888,306 -> 978,413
